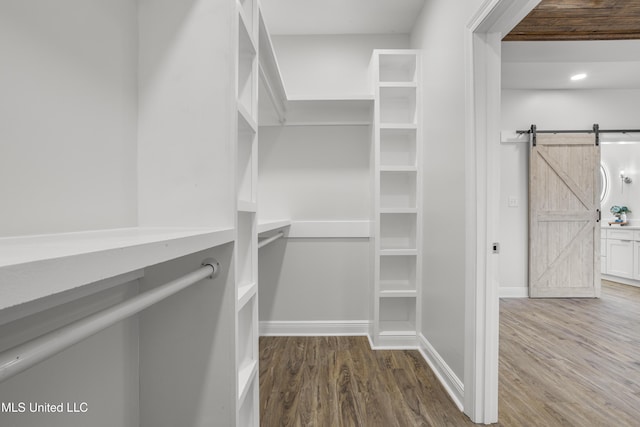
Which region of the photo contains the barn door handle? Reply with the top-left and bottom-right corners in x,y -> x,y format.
596,209 -> 601,222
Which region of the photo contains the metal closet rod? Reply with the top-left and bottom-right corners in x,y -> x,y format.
0,258 -> 220,384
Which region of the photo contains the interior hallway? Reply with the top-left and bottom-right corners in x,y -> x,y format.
260,281 -> 640,426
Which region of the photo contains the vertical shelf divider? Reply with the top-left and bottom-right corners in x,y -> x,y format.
235,0 -> 259,424
372,50 -> 421,349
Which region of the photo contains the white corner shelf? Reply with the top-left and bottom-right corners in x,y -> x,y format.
379,249 -> 417,256
378,322 -> 416,336
379,289 -> 417,298
378,82 -> 417,88
380,123 -> 417,130
237,281 -> 257,310
238,359 -> 258,402
0,227 -> 235,311
238,103 -> 258,134
237,200 -> 258,212
257,219 -> 291,234
380,166 -> 417,172
380,208 -> 418,214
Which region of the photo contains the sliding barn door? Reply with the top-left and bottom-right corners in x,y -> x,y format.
529,132 -> 601,298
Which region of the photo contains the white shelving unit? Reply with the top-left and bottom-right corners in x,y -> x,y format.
371,50 -> 421,348
235,0 -> 260,424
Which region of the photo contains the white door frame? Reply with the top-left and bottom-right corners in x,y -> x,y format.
463,0 -> 541,423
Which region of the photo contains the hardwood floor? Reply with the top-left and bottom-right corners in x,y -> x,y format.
259,336 -> 473,426
498,280 -> 640,426
260,281 -> 640,426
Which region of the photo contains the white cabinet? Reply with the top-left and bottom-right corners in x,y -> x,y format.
635,242 -> 640,280
606,238 -> 634,279
602,228 -> 640,282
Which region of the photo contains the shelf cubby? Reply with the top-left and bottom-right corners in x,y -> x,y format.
380,128 -> 416,168
237,211 -> 255,286
379,297 -> 416,336
237,112 -> 256,206
380,171 -> 417,209
379,53 -> 417,83
238,16 -> 257,117
379,87 -> 416,125
380,255 -> 416,294
238,0 -> 256,40
380,213 -> 417,250
238,375 -> 258,426
237,297 -> 258,397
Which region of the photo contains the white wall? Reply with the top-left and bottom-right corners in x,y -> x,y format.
137,0 -> 235,229
0,281 -> 139,427
500,89 -> 640,292
258,34 -> 407,325
0,0 -> 138,237
410,0 -> 485,382
258,126 -> 370,221
272,34 -> 409,98
259,239 -> 369,322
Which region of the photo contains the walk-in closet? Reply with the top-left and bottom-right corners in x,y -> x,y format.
0,0 -> 495,425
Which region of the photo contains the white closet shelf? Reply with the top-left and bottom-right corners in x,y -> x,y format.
237,200 -> 258,212
0,227 -> 235,311
380,249 -> 417,256
238,359 -> 258,402
380,123 -> 417,130
260,98 -> 374,127
378,82 -> 417,88
379,290 -> 417,298
238,103 -> 258,133
257,219 -> 291,234
286,94 -> 373,101
288,221 -> 370,238
237,281 -> 257,310
238,9 -> 257,56
380,166 -> 417,172
380,208 -> 418,214
379,321 -> 416,336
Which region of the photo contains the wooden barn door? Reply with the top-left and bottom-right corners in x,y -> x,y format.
529,131 -> 601,298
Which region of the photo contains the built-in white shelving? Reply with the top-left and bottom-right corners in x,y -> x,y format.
257,219 -> 291,234
235,0 -> 259,424
0,227 -> 234,311
372,50 -> 421,348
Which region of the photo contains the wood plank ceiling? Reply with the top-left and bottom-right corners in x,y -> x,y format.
504,0 -> 640,41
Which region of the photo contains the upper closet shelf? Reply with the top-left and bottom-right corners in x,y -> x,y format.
259,8 -> 287,124
257,219 -> 292,234
257,8 -> 373,127
260,97 -> 374,127
0,227 -> 234,311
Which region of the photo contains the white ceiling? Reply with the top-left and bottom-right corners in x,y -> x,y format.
502,40 -> 640,90
260,0 -> 425,35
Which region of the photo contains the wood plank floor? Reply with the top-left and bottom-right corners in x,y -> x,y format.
260,281 -> 640,426
259,336 -> 473,426
498,280 -> 640,426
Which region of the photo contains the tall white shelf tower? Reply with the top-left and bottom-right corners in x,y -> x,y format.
235,0 -> 260,424
371,50 -> 422,348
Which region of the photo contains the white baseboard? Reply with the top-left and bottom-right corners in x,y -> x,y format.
499,286 -> 528,298
602,274 -> 640,288
259,320 -> 369,336
417,333 -> 464,411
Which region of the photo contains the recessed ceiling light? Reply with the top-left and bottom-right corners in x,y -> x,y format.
570,73 -> 587,81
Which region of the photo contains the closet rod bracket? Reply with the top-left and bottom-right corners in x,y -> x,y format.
202,258 -> 220,279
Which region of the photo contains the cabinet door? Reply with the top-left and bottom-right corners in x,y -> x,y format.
606,239 -> 634,279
